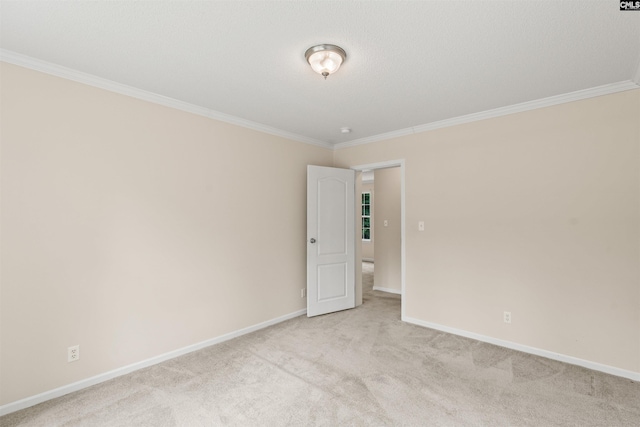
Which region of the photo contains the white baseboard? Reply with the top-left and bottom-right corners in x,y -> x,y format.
402,316 -> 640,382
0,308 -> 307,416
362,258 -> 374,263
372,286 -> 401,295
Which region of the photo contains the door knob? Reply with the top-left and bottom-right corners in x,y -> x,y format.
310,238 -> 316,243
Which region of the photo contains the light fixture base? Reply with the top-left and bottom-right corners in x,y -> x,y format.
305,44 -> 347,79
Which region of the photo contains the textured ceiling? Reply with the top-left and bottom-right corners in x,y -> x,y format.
1,1 -> 639,147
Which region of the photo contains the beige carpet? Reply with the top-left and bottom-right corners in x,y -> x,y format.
2,262 -> 639,426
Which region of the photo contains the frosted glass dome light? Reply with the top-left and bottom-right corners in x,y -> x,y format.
305,44 -> 347,79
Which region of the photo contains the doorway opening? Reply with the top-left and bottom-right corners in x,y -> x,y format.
351,160 -> 406,320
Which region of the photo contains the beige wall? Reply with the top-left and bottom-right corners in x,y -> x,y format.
361,182 -> 374,260
373,168 -> 401,292
2,61 -> 638,409
335,89 -> 640,374
0,63 -> 333,405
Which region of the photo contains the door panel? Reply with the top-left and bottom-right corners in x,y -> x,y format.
317,178 -> 347,256
317,263 -> 347,301
307,165 -> 355,317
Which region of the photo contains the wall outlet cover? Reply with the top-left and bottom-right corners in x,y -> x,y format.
68,345 -> 80,362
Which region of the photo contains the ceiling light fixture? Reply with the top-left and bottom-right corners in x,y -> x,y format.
305,44 -> 347,79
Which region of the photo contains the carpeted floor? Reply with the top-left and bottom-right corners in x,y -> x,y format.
2,262 -> 639,426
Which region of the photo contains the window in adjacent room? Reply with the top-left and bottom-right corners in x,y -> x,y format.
362,192 -> 371,241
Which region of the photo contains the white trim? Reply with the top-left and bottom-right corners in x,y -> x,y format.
361,190 -> 372,243
403,316 -> 640,382
350,159 -> 406,320
362,258 -> 374,263
3,49 -> 637,152
0,308 -> 307,416
0,49 -> 331,150
335,80 -> 639,150
372,286 -> 401,295
351,160 -> 405,172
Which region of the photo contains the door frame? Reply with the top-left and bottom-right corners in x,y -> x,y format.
350,159 -> 406,321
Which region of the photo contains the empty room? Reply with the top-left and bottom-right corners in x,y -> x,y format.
1,1 -> 639,425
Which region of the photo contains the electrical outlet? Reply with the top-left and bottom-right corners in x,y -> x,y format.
503,311 -> 512,324
301,288 -> 306,298
68,345 -> 80,362
418,221 -> 425,231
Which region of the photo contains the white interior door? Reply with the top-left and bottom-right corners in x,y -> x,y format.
307,165 -> 355,317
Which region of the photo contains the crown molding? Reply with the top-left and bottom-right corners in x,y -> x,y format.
334,80 -> 639,150
0,49 -> 332,150
3,49 -> 637,152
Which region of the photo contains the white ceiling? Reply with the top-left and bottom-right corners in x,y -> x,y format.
1,1 -> 639,148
